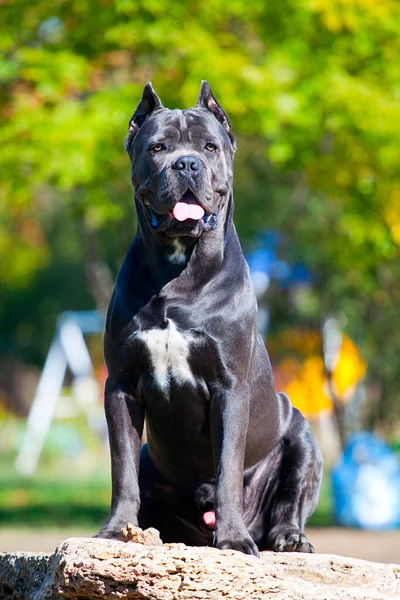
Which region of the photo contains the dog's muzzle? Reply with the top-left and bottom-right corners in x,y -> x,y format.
147,190 -> 219,236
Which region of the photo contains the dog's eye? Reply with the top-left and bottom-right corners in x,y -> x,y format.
205,142 -> 218,153
149,143 -> 166,153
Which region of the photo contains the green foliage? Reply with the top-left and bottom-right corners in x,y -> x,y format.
1,0 -> 400,424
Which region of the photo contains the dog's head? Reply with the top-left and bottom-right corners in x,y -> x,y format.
125,81 -> 236,238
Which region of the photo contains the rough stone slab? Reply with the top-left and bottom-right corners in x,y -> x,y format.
1,536 -> 400,599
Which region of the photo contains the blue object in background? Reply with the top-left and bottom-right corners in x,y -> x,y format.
332,432 -> 400,530
246,230 -> 312,290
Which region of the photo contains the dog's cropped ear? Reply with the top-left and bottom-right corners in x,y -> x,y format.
197,81 -> 236,150
125,83 -> 163,150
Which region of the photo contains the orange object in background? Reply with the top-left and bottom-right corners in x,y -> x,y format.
331,336 -> 367,398
284,356 -> 332,416
275,335 -> 367,418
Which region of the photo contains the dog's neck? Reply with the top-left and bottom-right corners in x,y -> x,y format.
134,193 -> 235,291
118,192 -> 244,320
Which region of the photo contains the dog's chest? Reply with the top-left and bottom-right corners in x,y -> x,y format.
138,319 -> 195,388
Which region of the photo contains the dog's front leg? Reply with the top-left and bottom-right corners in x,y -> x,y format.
210,386 -> 260,557
95,378 -> 144,539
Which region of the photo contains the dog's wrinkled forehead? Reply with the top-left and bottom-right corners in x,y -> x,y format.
134,109 -> 232,153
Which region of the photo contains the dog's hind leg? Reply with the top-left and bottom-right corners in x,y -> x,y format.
265,405 -> 323,552
244,401 -> 323,553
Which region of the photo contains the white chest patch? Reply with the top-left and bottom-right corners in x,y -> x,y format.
168,239 -> 187,264
138,319 -> 195,388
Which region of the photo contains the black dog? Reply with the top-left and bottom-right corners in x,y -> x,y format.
96,82 -> 323,556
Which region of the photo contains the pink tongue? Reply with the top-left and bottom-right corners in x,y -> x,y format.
202,510 -> 216,527
173,201 -> 204,222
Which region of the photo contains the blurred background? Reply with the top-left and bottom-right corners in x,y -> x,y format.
1,0 -> 400,562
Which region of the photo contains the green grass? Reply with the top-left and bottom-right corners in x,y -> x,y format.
0,415 -> 111,528
0,453 -> 111,529
0,481 -> 110,528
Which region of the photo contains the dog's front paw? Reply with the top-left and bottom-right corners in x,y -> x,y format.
94,518 -> 139,541
268,525 -> 314,553
94,525 -> 124,540
215,532 -> 260,557
93,527 -> 121,540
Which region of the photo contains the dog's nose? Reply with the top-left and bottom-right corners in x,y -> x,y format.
172,155 -> 201,172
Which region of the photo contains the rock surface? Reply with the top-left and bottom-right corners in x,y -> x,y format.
120,523 -> 163,546
1,529 -> 399,599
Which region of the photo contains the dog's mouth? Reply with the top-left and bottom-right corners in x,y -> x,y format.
171,190 -> 205,222
148,190 -> 219,236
